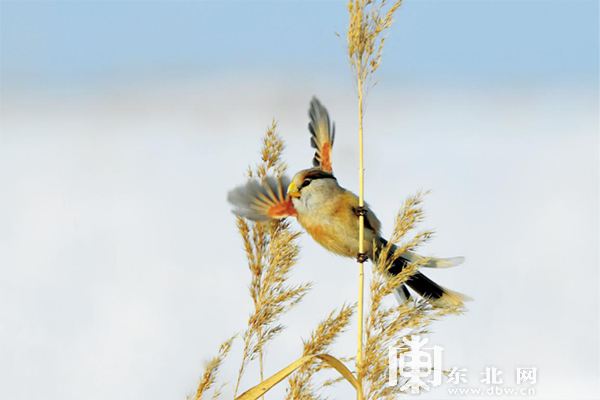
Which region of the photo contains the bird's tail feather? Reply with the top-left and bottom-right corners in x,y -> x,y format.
401,251 -> 465,269
393,284 -> 412,304
405,271 -> 472,307
386,252 -> 471,307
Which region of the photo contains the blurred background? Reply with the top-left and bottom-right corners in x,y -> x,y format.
1,1 -> 598,399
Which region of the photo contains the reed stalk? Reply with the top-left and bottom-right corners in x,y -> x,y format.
347,1 -> 404,398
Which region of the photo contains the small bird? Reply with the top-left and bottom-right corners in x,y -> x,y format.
228,98 -> 469,306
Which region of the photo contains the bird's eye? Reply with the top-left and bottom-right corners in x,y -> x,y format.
301,179 -> 311,188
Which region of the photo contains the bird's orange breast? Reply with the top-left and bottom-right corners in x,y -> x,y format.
304,223 -> 332,247
299,215 -> 355,257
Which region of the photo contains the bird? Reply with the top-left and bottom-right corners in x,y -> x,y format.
228,97 -> 469,306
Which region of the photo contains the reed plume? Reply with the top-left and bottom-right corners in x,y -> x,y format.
233,122 -> 312,398
191,335 -> 236,400
362,193 -> 464,400
347,0 -> 403,96
286,304 -> 356,400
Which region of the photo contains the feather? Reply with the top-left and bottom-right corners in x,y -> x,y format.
308,97 -> 335,172
402,252 -> 465,269
227,176 -> 298,221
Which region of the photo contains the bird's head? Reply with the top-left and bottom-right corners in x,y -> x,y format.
287,168 -> 340,209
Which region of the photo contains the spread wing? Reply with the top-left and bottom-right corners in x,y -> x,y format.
227,176 -> 298,221
308,97 -> 335,173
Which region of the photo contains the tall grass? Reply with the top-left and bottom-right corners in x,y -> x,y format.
190,1 -> 466,399
361,193 -> 463,400
191,129 -> 463,400
346,0 -> 404,398
233,123 -> 313,398
285,304 -> 356,400
191,335 -> 235,400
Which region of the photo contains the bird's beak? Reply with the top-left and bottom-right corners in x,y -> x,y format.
287,182 -> 300,198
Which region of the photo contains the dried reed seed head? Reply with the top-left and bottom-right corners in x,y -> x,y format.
347,0 -> 403,85
286,304 -> 356,400
257,121 -> 287,180
233,121 -> 312,399
361,190 -> 464,400
193,335 -> 236,400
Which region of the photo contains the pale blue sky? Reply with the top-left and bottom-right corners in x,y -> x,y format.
1,0 -> 598,91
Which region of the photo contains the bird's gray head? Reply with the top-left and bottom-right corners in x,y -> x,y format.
287,168 -> 340,211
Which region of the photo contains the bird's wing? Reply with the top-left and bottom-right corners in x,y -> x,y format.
346,191 -> 381,235
308,97 -> 335,173
227,176 -> 298,221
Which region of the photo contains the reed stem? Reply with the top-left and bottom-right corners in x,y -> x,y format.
356,64 -> 365,400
